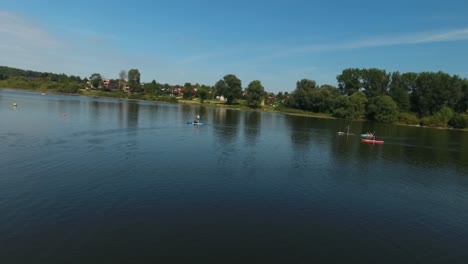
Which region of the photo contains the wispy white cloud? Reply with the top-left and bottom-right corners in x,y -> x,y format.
0,11 -> 135,78
177,45 -> 250,65
222,28 -> 468,91
2,9 -> 467,92
0,11 -> 61,48
344,28 -> 468,48
179,52 -> 219,64
224,27 -> 468,74
269,28 -> 468,58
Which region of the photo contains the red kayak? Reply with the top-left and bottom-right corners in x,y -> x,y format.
361,138 -> 384,144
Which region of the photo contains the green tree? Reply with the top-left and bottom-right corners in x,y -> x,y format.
245,80 -> 266,108
296,79 -> 317,91
50,74 -> 59,82
411,72 -> 462,117
144,80 -> 159,95
197,85 -> 211,103
389,71 -> 416,112
455,79 -> 468,113
183,82 -> 193,99
214,79 -> 226,99
367,95 -> 398,123
128,69 -> 141,93
349,92 -> 368,119
288,79 -> 317,110
337,68 -> 362,95
333,92 -> 367,119
58,73 -> 69,83
332,96 -> 350,119
89,73 -> 102,89
119,70 -> 127,89
214,74 -> 242,105
361,68 -> 389,97
314,85 -> 340,113
288,88 -> 310,110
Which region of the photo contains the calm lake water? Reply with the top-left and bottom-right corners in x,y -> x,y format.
1,90 -> 468,263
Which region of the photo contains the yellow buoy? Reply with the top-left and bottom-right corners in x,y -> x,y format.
13,103 -> 17,107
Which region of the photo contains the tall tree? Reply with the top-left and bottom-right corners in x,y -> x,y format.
296,79 -> 317,91
119,70 -> 127,89
288,79 -> 317,111
314,85 -> 340,113
288,87 -> 310,110
388,71 -> 414,112
350,91 -> 368,119
214,74 -> 242,104
145,80 -> 159,95
89,73 -> 102,89
183,82 -> 193,99
127,69 -> 141,93
361,68 -> 390,97
245,80 -> 266,108
455,79 -> 468,113
197,85 -> 211,103
337,68 -> 362,95
411,71 -> 462,117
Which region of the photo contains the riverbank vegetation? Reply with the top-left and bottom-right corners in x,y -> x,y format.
1,65 -> 467,129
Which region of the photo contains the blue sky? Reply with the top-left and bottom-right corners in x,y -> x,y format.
1,0 -> 468,93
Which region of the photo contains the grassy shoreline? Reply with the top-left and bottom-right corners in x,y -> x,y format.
0,87 -> 336,119
2,87 -> 466,132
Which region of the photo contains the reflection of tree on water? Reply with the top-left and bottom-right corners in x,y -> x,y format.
284,115 -> 316,168
115,101 -> 140,168
396,128 -> 468,168
213,108 -> 240,166
242,111 -> 262,168
89,101 -> 103,126
126,102 -> 140,129
116,101 -> 141,129
285,115 -> 313,146
330,120 -> 363,161
244,111 -> 261,145
195,105 -> 207,123
143,103 -> 160,123
181,104 -> 191,113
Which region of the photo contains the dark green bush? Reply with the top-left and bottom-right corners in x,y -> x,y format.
398,112 -> 420,125
448,114 -> 468,129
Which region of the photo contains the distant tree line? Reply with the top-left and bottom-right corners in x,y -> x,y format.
0,66 -> 84,93
1,65 -> 467,128
286,68 -> 468,128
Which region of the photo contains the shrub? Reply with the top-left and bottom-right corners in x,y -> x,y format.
398,112 -> 420,125
155,96 -> 178,103
420,106 -> 455,127
332,107 -> 347,119
448,113 -> 468,129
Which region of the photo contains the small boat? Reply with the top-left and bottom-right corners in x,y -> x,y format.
360,134 -> 376,138
186,121 -> 204,125
361,138 -> 384,144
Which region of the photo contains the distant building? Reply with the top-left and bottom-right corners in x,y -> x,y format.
102,79 -> 118,90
